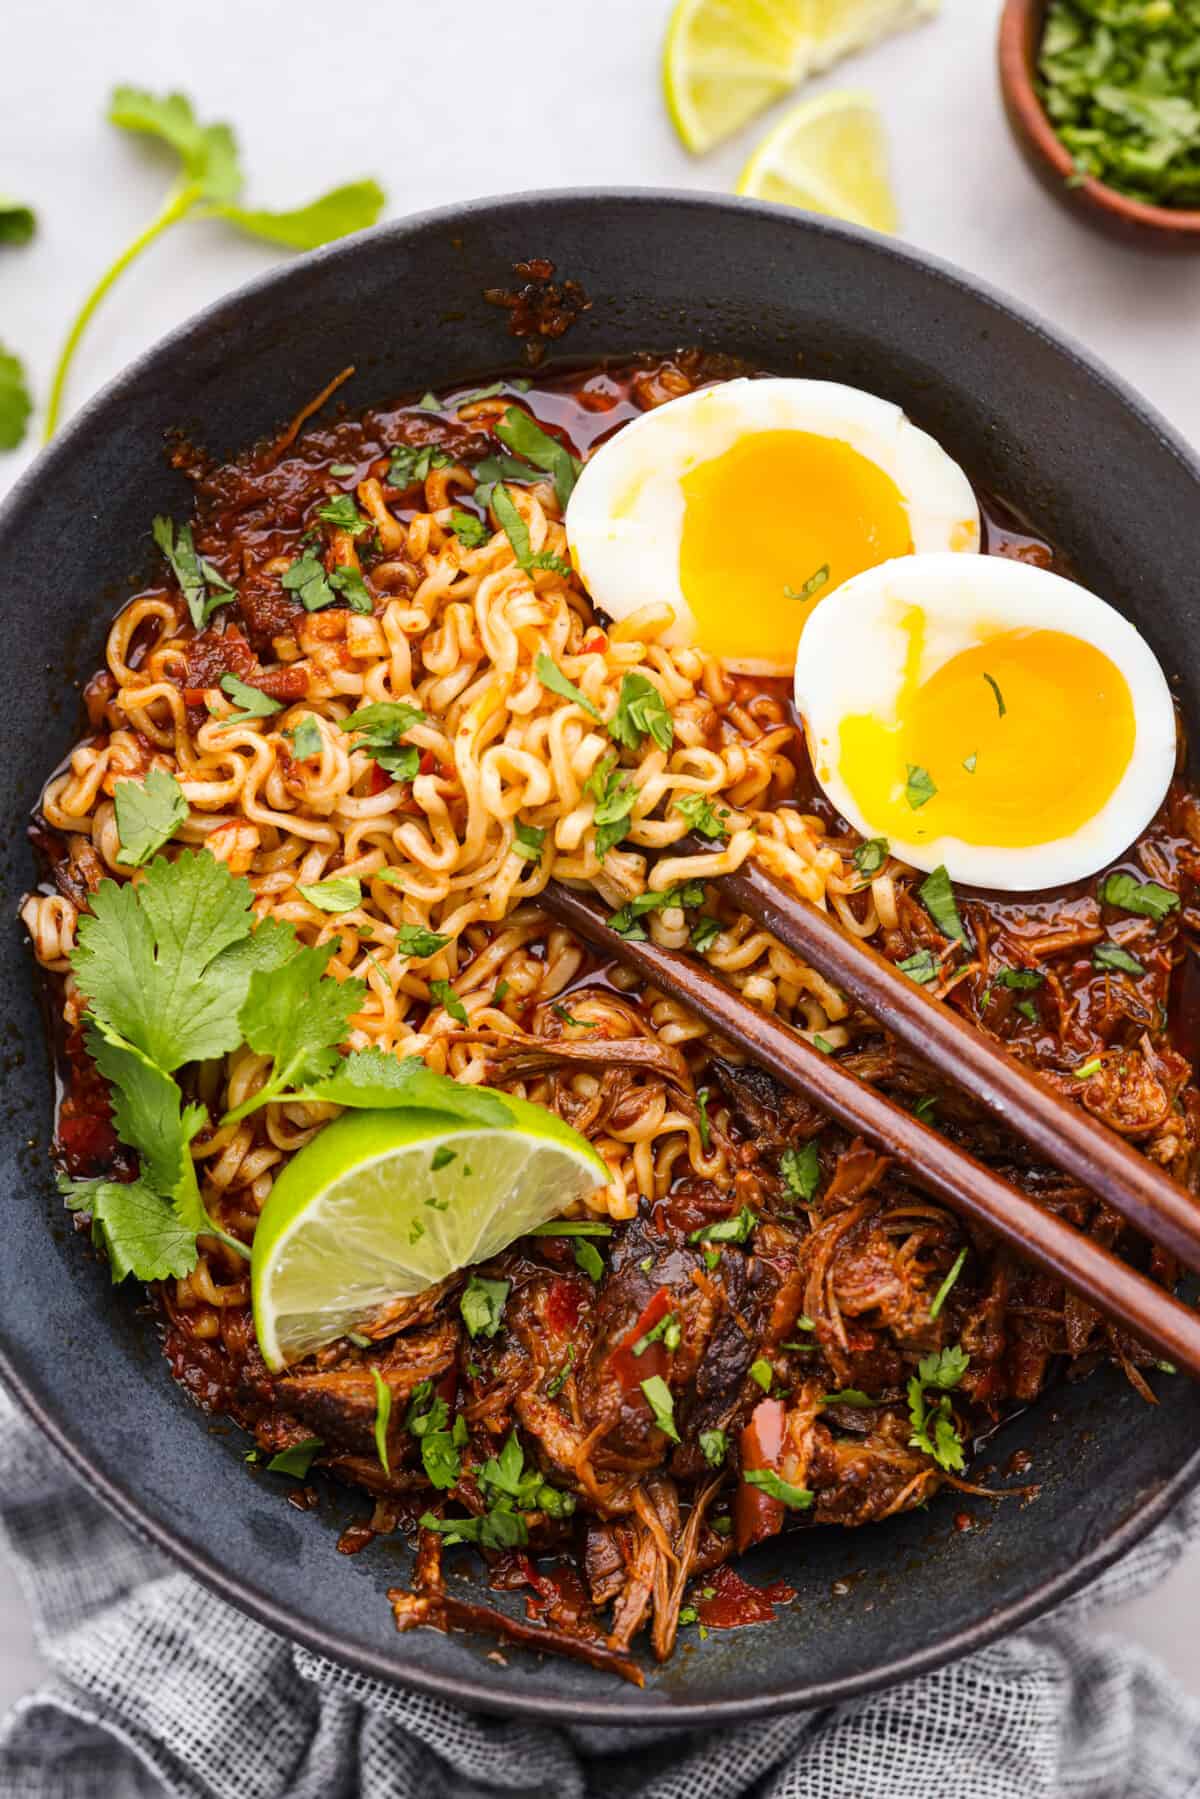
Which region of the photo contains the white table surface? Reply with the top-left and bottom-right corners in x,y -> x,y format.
3,0 -> 1199,1714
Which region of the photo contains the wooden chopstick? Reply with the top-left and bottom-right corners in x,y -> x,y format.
717,856 -> 1200,1277
540,879 -> 1200,1381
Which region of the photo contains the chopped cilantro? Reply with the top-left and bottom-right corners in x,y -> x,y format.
1098,871 -> 1179,922
780,1140 -> 821,1203
286,716 -> 323,761
495,406 -> 581,511
450,509 -> 489,548
690,915 -> 722,953
370,1368 -> 392,1475
640,1374 -> 680,1442
315,493 -> 371,536
907,1344 -> 969,1473
387,442 -> 452,488
608,672 -> 674,754
430,979 -> 469,1026
749,1358 -> 772,1393
574,1237 -> 604,1281
266,1437 -> 324,1479
534,650 -> 603,721
152,516 -> 235,627
586,752 -> 638,858
700,1429 -> 728,1467
929,1247 -> 967,1321
743,1468 -> 813,1509
281,551 -> 335,611
982,671 -> 1007,717
898,949 -> 939,985
607,880 -> 705,939
696,1086 -> 712,1151
673,791 -> 729,840
784,564 -> 830,602
905,764 -> 937,810
688,1206 -> 757,1246
460,1273 -> 510,1339
918,864 -> 965,942
852,837 -> 889,879
217,673 -> 282,726
513,820 -> 546,864
1094,942 -> 1146,977
633,1312 -> 681,1356
113,767 -> 188,867
394,923 -> 451,958
298,875 -> 362,913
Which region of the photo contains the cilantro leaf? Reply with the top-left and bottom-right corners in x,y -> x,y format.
108,86 -> 240,201
574,1237 -> 604,1281
918,1345 -> 970,1389
898,948 -> 939,985
152,517 -> 234,628
609,672 -> 674,754
982,671 -> 1007,717
73,850 -> 254,1071
607,879 -> 705,939
918,865 -> 965,942
0,344 -> 32,450
1094,942 -> 1145,977
388,443 -> 452,488
86,1017 -> 201,1201
298,875 -> 362,913
534,650 -> 603,721
0,198 -> 36,246
289,1050 -> 513,1125
314,494 -> 370,536
113,767 -> 189,867
286,717 -> 322,761
493,487 -> 571,578
461,1274 -> 510,1339
690,915 -> 721,952
929,1247 -> 967,1321
494,407 -> 581,510
783,564 -> 829,602
339,701 -> 424,779
218,673 -> 282,724
281,552 -> 335,611
266,1437 -> 324,1478
673,791 -> 728,840
700,1428 -> 728,1468
212,180 -> 385,250
370,1367 -> 392,1476
586,752 -> 638,858
852,837 -> 889,880
743,1468 -> 813,1509
905,765 -> 937,810
994,967 -> 1044,990
513,820 -> 546,864
430,979 -> 469,1026
907,1345 -> 970,1470
780,1141 -> 821,1203
450,509 -> 489,548
394,924 -> 451,958
224,942 -> 363,1121
688,1206 -> 757,1246
61,1175 -> 199,1282
1098,871 -> 1179,922
640,1374 -> 680,1442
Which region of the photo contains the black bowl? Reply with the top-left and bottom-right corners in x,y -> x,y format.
2,189 -> 1199,1725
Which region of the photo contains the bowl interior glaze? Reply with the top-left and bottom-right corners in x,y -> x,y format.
2,190 -> 1199,1724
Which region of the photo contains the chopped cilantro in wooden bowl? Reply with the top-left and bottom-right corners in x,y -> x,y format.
999,0 -> 1200,244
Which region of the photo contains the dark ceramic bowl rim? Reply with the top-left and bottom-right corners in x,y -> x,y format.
3,186 -> 1200,1724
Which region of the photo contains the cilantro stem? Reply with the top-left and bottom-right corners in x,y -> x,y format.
202,1209 -> 252,1262
43,181 -> 200,439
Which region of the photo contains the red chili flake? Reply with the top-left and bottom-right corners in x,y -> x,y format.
580,632 -> 608,655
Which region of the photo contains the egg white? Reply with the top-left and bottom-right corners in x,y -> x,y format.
565,377 -> 981,673
794,552 -> 1177,891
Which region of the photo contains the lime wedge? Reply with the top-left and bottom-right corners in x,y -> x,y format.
736,89 -> 899,232
663,0 -> 939,155
251,1098 -> 607,1370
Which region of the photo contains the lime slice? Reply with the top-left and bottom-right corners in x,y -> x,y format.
664,0 -> 803,156
251,1098 -> 607,1370
736,90 -> 899,233
663,0 -> 939,155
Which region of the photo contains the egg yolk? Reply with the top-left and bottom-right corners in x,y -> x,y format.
678,430 -> 913,667
835,610 -> 1136,851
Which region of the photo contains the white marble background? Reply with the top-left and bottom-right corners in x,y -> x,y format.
2,0 -> 1198,1712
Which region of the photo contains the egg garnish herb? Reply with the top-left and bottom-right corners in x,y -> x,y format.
795,553 -> 1175,892
565,378 -> 980,676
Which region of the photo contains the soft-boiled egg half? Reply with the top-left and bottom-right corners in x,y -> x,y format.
794,553 -> 1176,891
565,378 -> 981,675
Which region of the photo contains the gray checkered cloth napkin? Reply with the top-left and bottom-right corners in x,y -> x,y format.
1,1387 -> 1199,1799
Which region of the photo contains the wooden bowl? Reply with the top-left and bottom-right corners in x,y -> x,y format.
998,0 -> 1200,247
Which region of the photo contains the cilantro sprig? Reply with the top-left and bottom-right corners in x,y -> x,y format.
66,853 -> 514,1281
907,1345 -> 969,1473
44,87 -> 385,438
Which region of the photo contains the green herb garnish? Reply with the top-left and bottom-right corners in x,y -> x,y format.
743,1468 -> 813,1509
450,509 -> 489,548
905,764 -> 937,810
907,1345 -> 969,1473
217,673 -> 283,725
1098,871 -> 1179,922
607,880 -> 705,940
919,864 -> 965,942
700,1428 -> 728,1468
898,949 -> 939,985
298,875 -> 362,913
461,1274 -> 510,1339
586,752 -> 638,858
673,791 -> 729,840
534,650 -> 603,721
45,88 -> 383,437
494,407 -> 582,511
1095,942 -> 1145,977
609,672 -> 674,754
688,1206 -> 757,1246
780,1141 -> 821,1204
266,1437 -> 324,1479
394,924 -> 451,959
513,820 -> 546,864
113,768 -> 189,868
982,671 -> 1007,717
153,516 -> 235,627
852,837 -> 889,879
640,1374 -> 680,1442
929,1247 -> 967,1321
430,979 -> 469,1026
371,1368 -> 392,1475
784,565 -> 830,602
286,717 -> 323,761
